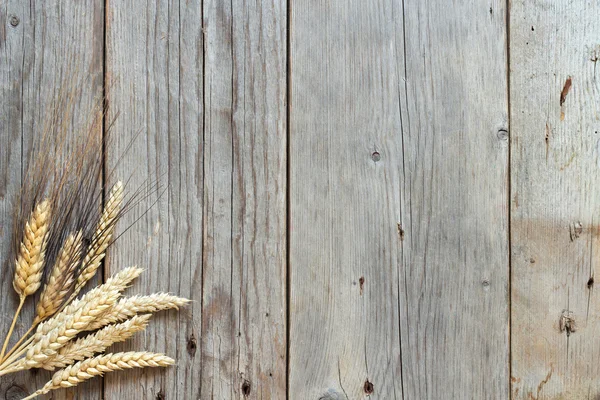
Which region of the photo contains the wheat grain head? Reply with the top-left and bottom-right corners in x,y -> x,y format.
72,181 -> 124,298
34,231 -> 83,324
86,293 -> 190,331
13,200 -> 52,298
41,314 -> 151,370
25,352 -> 174,399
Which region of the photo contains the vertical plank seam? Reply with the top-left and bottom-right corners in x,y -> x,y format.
397,0 -> 410,397
101,0 -> 108,397
228,0 -> 237,396
199,0 -> 206,397
285,0 -> 291,398
506,0 -> 513,397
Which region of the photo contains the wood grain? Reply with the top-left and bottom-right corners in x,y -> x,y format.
399,1 -> 510,398
201,0 -> 287,399
104,0 -> 203,399
105,0 -> 287,398
510,1 -> 600,398
0,1 -> 103,399
289,0 -> 509,399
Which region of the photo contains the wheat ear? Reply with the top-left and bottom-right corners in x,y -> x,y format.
86,293 -> 190,331
1,200 -> 52,361
40,314 -> 151,370
22,352 -> 174,400
13,199 -> 52,297
71,181 -> 124,300
5,233 -> 82,364
5,267 -> 142,371
34,231 -> 83,325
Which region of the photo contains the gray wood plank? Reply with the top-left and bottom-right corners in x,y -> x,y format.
0,1 -> 103,399
200,0 -> 287,398
104,1 -> 203,399
510,1 -> 600,398
289,0 -> 509,399
105,1 -> 287,399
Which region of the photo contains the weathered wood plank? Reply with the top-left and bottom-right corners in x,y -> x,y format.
0,1 -> 103,399
104,1 -> 203,399
201,0 -> 287,398
105,0 -> 287,399
398,1 -> 510,397
510,2 -> 600,398
289,0 -> 509,398
288,1 -> 405,398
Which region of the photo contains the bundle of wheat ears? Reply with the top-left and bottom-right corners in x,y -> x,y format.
0,102 -> 188,399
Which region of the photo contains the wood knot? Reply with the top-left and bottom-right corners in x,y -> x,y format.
497,128 -> 509,141
559,310 -> 576,336
4,384 -> 28,400
569,221 -> 583,241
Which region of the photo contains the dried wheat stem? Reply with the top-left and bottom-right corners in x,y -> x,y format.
86,293 -> 190,331
0,297 -> 25,363
2,200 -> 52,361
41,314 -> 151,370
34,231 -> 83,325
23,352 -> 174,399
70,181 -> 123,301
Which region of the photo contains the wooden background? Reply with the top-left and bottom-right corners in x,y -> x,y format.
0,0 -> 596,399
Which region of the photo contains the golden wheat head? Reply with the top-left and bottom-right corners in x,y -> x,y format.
72,181 -> 124,298
23,352 -> 174,399
13,200 -> 52,298
34,231 -> 83,324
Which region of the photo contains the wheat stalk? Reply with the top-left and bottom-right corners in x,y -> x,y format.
40,314 -> 151,370
71,181 -> 124,300
22,352 -> 174,399
1,200 -> 52,360
86,293 -> 190,331
34,231 -> 83,325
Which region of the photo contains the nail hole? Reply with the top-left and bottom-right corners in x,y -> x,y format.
9,16 -> 19,27
187,334 -> 197,357
242,380 -> 251,396
359,276 -> 365,295
482,279 -> 490,287
364,380 -> 374,395
588,277 -> 594,289
497,128 -> 509,140
371,151 -> 381,162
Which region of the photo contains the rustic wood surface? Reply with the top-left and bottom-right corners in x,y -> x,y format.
0,1 -> 104,399
510,1 -> 600,398
0,0 -> 597,399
